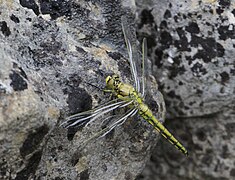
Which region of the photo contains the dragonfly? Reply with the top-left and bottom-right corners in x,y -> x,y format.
61,16 -> 188,156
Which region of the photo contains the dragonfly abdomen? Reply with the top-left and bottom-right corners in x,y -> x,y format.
138,103 -> 188,156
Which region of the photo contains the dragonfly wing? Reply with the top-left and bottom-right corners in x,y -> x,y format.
141,38 -> 148,97
121,16 -> 141,92
64,98 -> 119,121
100,107 -> 138,137
61,99 -> 128,128
84,100 -> 134,127
77,107 -> 138,150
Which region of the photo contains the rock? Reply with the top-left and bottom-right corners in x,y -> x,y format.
136,1 -> 235,180
0,1 -> 164,179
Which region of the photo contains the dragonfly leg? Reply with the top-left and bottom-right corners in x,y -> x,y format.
103,89 -> 113,93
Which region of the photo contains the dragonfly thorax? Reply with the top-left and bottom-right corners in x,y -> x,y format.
105,74 -> 136,99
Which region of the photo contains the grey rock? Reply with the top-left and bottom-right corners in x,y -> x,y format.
0,0 -> 165,180
136,0 -> 235,180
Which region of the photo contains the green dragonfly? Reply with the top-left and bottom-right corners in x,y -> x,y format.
61,16 -> 188,156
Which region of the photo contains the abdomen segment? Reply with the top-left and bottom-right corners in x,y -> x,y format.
138,103 -> 188,156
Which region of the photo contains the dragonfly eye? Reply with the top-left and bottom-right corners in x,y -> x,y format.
105,76 -> 112,85
106,76 -> 116,89
113,74 -> 120,80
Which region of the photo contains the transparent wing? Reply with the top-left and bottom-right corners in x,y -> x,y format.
61,99 -> 130,129
121,16 -> 148,97
141,38 -> 148,97
100,107 -> 138,137
77,107 -> 138,150
121,16 -> 141,92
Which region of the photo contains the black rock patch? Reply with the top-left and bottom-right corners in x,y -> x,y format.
10,14 -> 20,23
80,169 -> 90,180
20,125 -> 49,158
160,20 -> 168,29
167,56 -> 186,79
64,76 -> 92,140
220,71 -> 230,84
67,87 -> 92,118
12,62 -> 28,80
230,168 -> 235,177
191,62 -> 207,77
164,9 -> 172,19
19,0 -> 40,16
76,46 -> 87,54
140,9 -> 155,26
174,27 -> 191,51
15,150 -> 42,180
218,0 -> 231,8
196,128 -> 207,141
185,22 -> 200,34
190,36 -> 225,63
9,71 -> 28,91
232,9 -> 235,17
39,0 -> 72,20
160,31 -> 172,49
0,21 -> 11,36
216,7 -> 224,15
218,25 -> 235,40
167,90 -> 181,100
154,48 -> 164,68
107,51 -> 121,60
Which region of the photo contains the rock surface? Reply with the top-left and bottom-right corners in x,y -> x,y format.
0,0 -> 164,180
136,0 -> 235,180
1,0 -> 234,180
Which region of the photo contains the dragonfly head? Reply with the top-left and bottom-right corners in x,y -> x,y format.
105,74 -> 120,89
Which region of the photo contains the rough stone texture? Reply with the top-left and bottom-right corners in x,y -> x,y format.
2,0 -> 234,180
0,0 -> 165,180
136,0 -> 235,180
